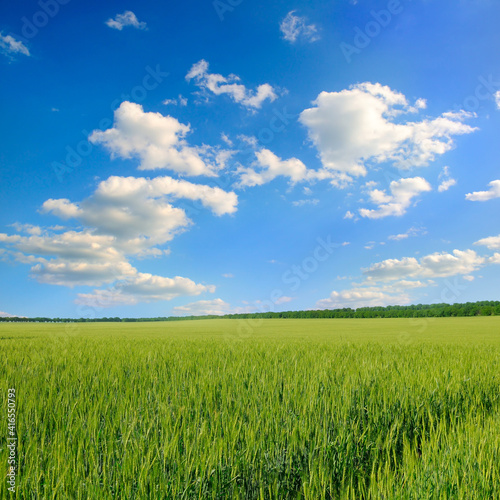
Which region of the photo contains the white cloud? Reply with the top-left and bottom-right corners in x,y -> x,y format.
388,226 -> 427,241
90,101 -> 226,176
495,90 -> 500,110
31,259 -> 137,287
359,177 -> 432,219
438,166 -> 457,192
172,298 -> 233,316
280,11 -> 319,43
474,234 -> 500,250
105,11 -> 147,30
292,199 -> 319,207
275,296 -> 294,305
41,175 -> 237,252
0,33 -> 30,57
76,273 -> 214,307
363,249 -> 485,282
163,95 -> 187,106
465,180 -> 500,201
299,83 -> 477,183
344,211 -> 355,220
316,281 -> 423,309
2,173 -> 236,291
235,148 -> 334,188
186,60 -> 277,109
0,311 -> 22,318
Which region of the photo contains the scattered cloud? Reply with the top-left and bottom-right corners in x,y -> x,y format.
363,249 -> 485,282
90,102 -> 229,176
186,60 -> 277,109
0,311 -> 23,318
172,298 -> 234,316
474,234 -> 500,250
0,33 -> 30,57
106,11 -> 147,31
235,148 -> 334,188
344,211 -> 356,220
76,273 -> 214,307
388,226 -> 427,241
495,90 -> 500,110
316,280 -> 429,309
163,95 -> 188,106
299,83 -> 477,184
275,296 -> 293,305
465,180 -> 500,201
222,273 -> 234,278
438,166 -> 457,192
292,199 -> 319,207
280,11 -> 319,43
359,177 -> 432,219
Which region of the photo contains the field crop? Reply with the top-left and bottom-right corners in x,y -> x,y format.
1,317 -> 500,499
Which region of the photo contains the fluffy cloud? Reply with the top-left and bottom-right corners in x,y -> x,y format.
31,260 -> 137,287
465,180 -> 500,201
41,176 -> 237,254
235,149 -> 334,188
1,172 -> 236,294
437,166 -> 457,192
76,274 -> 214,307
363,249 -> 485,282
90,102 -> 224,176
359,177 -> 432,219
172,298 -> 233,316
280,11 -> 319,43
105,11 -> 147,30
495,91 -> 500,110
474,234 -> 500,250
186,60 -> 277,109
316,281 -> 428,309
0,33 -> 30,57
299,83 -> 476,182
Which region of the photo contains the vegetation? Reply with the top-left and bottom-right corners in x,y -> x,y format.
1,318 -> 500,498
1,300 -> 499,323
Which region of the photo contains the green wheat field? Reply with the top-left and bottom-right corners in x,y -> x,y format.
1,317 -> 500,499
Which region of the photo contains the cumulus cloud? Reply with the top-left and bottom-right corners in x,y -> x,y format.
0,33 -> 30,57
1,172 -> 236,295
438,166 -> 457,192
474,234 -> 500,250
299,83 -> 476,183
363,249 -> 485,282
235,149 -> 335,188
280,11 -> 319,43
465,180 -> 500,201
106,11 -> 147,30
172,298 -> 233,316
186,60 -> 277,109
90,101 -> 226,176
359,177 -> 432,219
316,281 -> 428,309
41,176 -> 237,253
76,273 -> 214,307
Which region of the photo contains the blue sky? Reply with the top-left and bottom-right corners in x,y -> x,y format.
1,0 -> 500,318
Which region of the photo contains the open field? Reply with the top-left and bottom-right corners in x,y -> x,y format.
1,318 -> 500,499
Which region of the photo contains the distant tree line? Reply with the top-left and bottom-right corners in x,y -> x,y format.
1,301 -> 500,323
